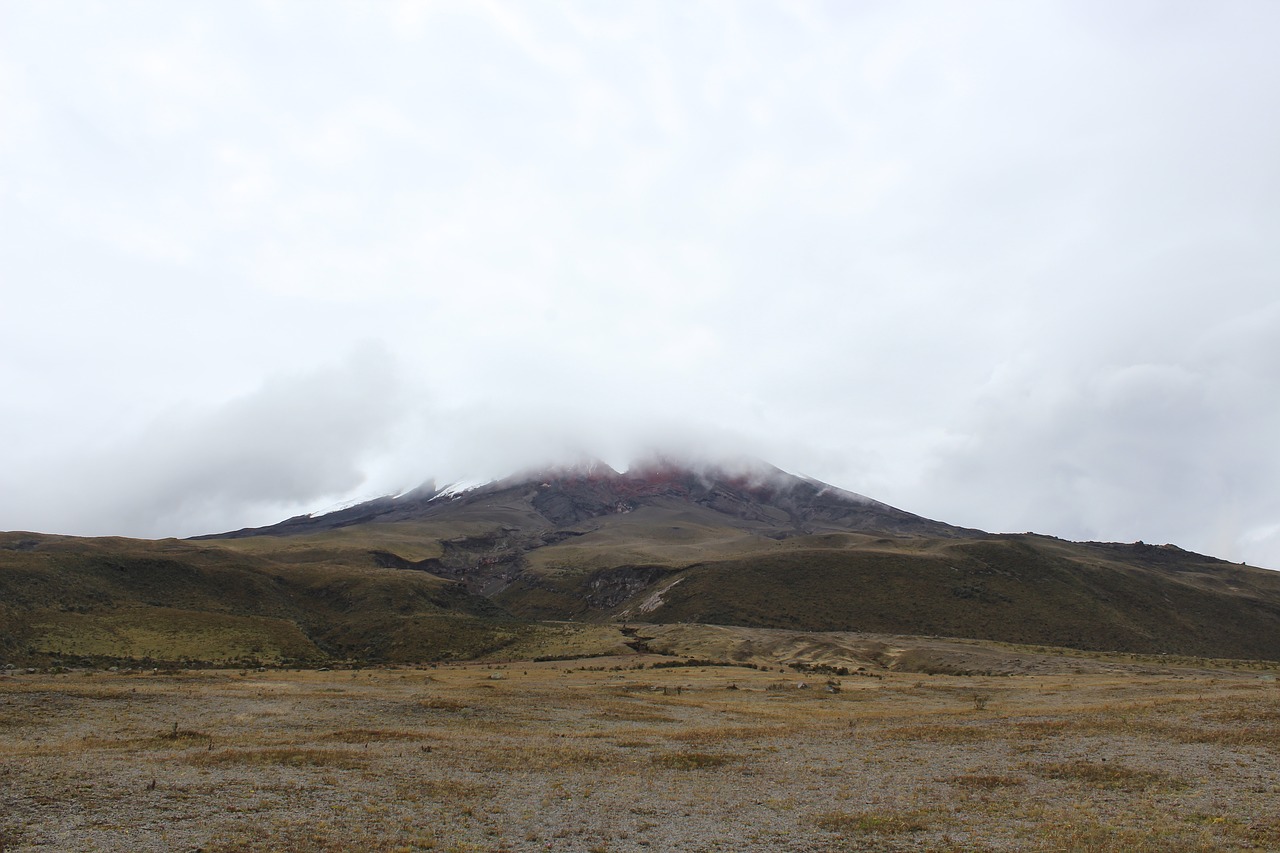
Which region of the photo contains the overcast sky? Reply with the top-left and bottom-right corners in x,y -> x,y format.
3,1 -> 1279,568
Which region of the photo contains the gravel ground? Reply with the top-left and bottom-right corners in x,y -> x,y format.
2,657 -> 1279,852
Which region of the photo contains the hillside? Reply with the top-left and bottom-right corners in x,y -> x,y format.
0,532 -> 519,666
5,460 -> 1280,665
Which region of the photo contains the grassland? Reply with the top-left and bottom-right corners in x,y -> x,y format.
3,641 -> 1279,852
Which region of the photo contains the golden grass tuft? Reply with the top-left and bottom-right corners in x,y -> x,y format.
478,743 -> 616,771
881,722 -> 995,743
815,809 -> 931,834
593,708 -> 678,723
317,728 -> 431,743
191,748 -> 365,770
666,724 -> 784,745
1013,718 -> 1074,738
1206,707 -> 1280,722
1030,760 -> 1184,791
948,773 -> 1026,789
1027,818 -> 1218,853
1174,724 -> 1280,748
419,697 -> 471,712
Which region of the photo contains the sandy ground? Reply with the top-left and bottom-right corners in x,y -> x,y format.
2,656 -> 1279,852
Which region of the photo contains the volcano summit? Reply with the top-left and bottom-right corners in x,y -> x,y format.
207,459 -> 975,541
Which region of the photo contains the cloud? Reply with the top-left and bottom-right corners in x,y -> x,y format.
914,304 -> 1280,564
1,346 -> 407,538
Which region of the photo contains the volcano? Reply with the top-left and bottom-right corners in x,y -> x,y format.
196,459 -> 985,604
206,458 -> 976,541
188,459 -> 1280,661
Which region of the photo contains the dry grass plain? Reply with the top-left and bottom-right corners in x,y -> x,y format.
3,645 -> 1280,852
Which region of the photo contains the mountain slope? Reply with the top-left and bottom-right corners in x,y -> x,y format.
204,459 -> 973,540
6,460 -> 1280,664
0,531 -> 520,665
194,460 -> 1280,661
634,536 -> 1280,660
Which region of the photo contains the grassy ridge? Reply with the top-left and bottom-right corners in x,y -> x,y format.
0,532 -> 519,665
29,606 -> 320,663
644,536 -> 1280,661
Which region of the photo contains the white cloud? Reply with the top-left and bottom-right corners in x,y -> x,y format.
0,345 -> 406,538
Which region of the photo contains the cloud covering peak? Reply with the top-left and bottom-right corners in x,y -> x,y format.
2,1 -> 1279,566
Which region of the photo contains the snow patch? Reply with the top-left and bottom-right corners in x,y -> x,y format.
803,477 -> 884,507
638,576 -> 686,614
431,479 -> 489,499
307,494 -> 380,518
